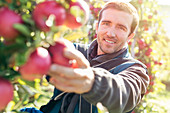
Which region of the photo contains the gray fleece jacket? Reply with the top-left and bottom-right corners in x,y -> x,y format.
75,40 -> 150,113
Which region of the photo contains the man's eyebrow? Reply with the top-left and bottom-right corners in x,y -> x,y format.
100,20 -> 128,30
101,20 -> 111,23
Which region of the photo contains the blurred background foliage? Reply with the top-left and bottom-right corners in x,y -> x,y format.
0,0 -> 170,112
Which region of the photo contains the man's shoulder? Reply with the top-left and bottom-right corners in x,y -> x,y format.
110,57 -> 147,74
121,57 -> 147,68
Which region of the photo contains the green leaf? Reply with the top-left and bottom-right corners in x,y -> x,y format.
3,43 -> 27,65
0,68 -> 20,81
15,49 -> 30,66
22,14 -> 34,26
13,23 -> 31,37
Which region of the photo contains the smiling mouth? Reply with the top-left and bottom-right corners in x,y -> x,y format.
105,39 -> 116,44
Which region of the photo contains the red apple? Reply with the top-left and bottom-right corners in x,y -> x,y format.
19,47 -> 51,81
135,52 -> 140,57
32,1 -> 66,32
5,0 -> 12,3
138,0 -> 143,4
64,0 -> 89,29
144,25 -> 149,31
158,62 -> 162,66
48,39 -> 78,68
148,15 -> 152,19
145,63 -> 151,68
137,39 -> 147,50
71,60 -> 78,68
149,75 -> 153,80
0,7 -> 22,40
128,41 -> 132,46
0,77 -> 13,111
90,4 -> 94,10
64,13 -> 82,29
149,81 -> 154,86
145,48 -> 152,56
154,61 -> 159,65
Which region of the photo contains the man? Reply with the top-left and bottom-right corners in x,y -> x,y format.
22,1 -> 149,113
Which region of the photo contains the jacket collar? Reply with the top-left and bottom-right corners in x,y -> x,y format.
87,39 -> 131,63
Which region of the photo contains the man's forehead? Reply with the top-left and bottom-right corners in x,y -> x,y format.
102,8 -> 133,22
101,8 -> 133,29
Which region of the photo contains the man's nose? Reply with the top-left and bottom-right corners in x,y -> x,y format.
107,27 -> 116,37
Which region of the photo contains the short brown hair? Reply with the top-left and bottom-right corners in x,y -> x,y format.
98,1 -> 139,34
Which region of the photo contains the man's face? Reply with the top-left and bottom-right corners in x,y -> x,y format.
96,8 -> 134,55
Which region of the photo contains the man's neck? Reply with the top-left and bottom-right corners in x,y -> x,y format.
97,45 -> 128,56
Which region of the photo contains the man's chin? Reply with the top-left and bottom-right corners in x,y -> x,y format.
101,49 -> 116,54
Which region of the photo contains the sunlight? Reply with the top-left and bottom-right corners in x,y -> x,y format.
157,0 -> 170,5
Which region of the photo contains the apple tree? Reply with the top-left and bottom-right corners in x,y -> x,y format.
1,0 -> 169,112
0,0 -> 89,112
129,0 -> 169,112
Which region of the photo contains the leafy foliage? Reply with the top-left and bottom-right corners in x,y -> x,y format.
129,0 -> 169,112
0,0 -> 169,112
0,0 -> 88,112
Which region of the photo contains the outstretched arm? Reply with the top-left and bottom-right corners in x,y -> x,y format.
82,65 -> 149,113
48,47 -> 95,94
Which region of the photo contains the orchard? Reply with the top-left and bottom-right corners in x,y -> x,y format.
0,0 -> 170,112
0,0 -> 88,112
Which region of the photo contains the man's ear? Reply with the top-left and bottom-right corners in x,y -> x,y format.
127,33 -> 135,42
95,22 -> 99,34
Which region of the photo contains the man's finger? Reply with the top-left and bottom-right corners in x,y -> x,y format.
50,77 -> 76,93
48,64 -> 82,79
50,77 -> 88,94
64,48 -> 90,68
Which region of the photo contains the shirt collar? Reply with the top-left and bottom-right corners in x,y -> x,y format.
87,39 -> 130,63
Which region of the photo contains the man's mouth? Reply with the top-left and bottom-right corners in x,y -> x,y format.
105,39 -> 116,44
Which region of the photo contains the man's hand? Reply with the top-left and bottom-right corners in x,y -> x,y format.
48,46 -> 95,94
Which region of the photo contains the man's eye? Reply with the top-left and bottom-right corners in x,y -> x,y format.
103,22 -> 109,26
118,26 -> 127,31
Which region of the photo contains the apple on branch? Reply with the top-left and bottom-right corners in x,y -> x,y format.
0,7 -> 22,40
32,1 -> 66,32
0,77 -> 14,111
64,0 -> 89,29
19,47 -> 51,81
48,39 -> 78,68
